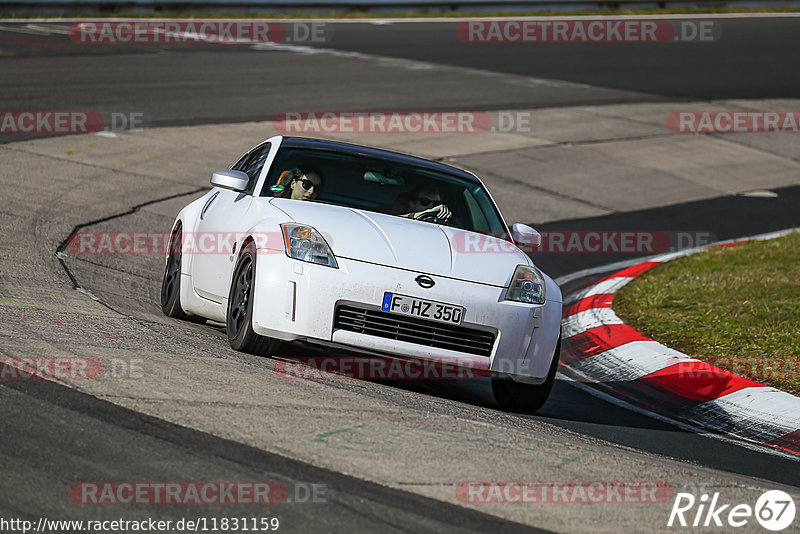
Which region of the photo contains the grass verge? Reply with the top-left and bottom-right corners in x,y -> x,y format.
614,231 -> 800,397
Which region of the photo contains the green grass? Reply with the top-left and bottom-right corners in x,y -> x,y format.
614,231 -> 800,397
3,7 -> 800,18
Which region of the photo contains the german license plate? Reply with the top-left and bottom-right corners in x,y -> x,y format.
381,292 -> 464,325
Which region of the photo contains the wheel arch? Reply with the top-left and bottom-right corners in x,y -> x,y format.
171,193 -> 213,275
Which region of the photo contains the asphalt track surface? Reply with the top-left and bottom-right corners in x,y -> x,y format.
1,16 -> 800,532
2,16 -> 800,143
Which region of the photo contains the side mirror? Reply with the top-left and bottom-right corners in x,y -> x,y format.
511,223 -> 541,250
211,170 -> 249,192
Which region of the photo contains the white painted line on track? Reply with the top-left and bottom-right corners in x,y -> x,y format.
250,41 -> 593,89
0,23 -> 69,35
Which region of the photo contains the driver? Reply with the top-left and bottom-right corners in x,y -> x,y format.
397,186 -> 452,221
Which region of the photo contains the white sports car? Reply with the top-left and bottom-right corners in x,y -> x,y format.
161,136 -> 562,411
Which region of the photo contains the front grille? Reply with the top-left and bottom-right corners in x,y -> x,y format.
334,305 -> 495,357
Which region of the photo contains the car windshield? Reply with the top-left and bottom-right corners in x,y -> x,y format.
261,146 -> 508,234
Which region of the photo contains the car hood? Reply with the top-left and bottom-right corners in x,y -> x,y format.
270,198 -> 529,287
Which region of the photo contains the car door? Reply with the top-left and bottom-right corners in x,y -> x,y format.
191,142 -> 272,302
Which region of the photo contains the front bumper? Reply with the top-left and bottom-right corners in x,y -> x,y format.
250,252 -> 561,381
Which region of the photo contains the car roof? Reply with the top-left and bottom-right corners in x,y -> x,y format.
279,136 -> 482,185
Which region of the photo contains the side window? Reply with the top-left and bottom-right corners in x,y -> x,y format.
231,142 -> 271,193
231,153 -> 251,173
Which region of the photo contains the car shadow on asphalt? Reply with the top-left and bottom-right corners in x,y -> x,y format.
274,338 -> 695,432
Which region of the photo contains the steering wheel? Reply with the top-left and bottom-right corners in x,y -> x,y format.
418,211 -> 463,228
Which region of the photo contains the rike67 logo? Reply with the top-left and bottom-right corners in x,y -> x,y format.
668,490 -> 796,531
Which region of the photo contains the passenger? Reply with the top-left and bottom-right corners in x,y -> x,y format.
275,167 -> 323,200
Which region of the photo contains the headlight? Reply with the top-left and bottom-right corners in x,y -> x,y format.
505,265 -> 545,305
281,224 -> 338,268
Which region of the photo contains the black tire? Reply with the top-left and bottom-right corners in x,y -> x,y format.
161,225 -> 205,323
492,335 -> 561,412
226,242 -> 278,356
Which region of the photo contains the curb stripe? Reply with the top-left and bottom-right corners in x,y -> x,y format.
565,340 -> 698,382
564,276 -> 633,305
635,362 -> 764,410
562,293 -> 614,317
559,229 -> 800,455
598,261 -> 662,282
687,387 -> 800,432
562,308 -> 622,339
712,240 -> 749,249
562,324 -> 650,360
682,387 -> 800,444
765,430 -> 800,455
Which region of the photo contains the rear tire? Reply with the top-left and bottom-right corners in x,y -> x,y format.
492,335 -> 561,412
226,242 -> 278,356
161,225 -> 205,323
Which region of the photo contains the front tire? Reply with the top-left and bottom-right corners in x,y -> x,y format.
492,335 -> 561,412
161,225 -> 204,323
226,242 -> 278,355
